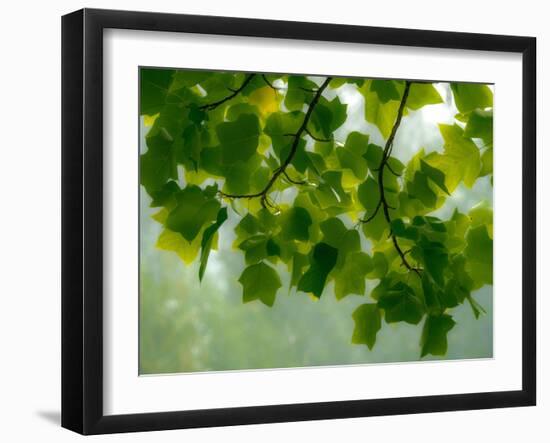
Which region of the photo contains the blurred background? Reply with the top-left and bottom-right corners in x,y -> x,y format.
139,80 -> 493,375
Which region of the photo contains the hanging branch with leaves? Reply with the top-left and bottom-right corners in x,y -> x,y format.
139,68 -> 494,358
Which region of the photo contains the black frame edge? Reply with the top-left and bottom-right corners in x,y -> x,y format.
521,37 -> 537,406
61,8 -> 537,435
61,9 -> 85,434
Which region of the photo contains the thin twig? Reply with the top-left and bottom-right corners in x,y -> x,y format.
305,128 -> 332,142
361,81 -> 421,276
199,74 -> 256,111
219,77 -> 332,209
283,170 -> 306,185
359,200 -> 382,224
384,161 -> 401,177
261,74 -> 282,91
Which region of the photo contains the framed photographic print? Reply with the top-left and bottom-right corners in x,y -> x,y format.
61,8 -> 536,435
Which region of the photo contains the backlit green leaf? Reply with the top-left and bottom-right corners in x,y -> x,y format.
377,282 -> 424,325
239,262 -> 282,307
407,83 -> 443,110
280,207 -> 313,241
216,113 -> 261,164
199,207 -> 228,280
352,304 -> 381,349
334,252 -> 373,299
451,83 -> 493,113
465,109 -> 493,146
166,186 -> 220,242
361,80 -> 402,139
439,124 -> 481,188
297,243 -> 338,298
420,314 -> 456,357
140,68 -> 174,115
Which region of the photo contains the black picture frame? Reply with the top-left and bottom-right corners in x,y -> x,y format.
62,8 -> 537,435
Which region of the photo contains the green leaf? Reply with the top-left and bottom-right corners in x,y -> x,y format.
291,252 -> 308,288
238,234 -> 270,264
443,254 -> 474,308
367,252 -> 388,279
337,132 -> 369,180
466,294 -> 486,319
421,274 -> 443,316
352,304 -> 382,350
370,80 -> 401,103
344,131 -> 369,156
362,80 -> 401,139
149,181 -> 180,208
465,225 -> 493,288
280,207 -> 313,241
420,160 -> 450,195
412,238 -> 448,287
465,225 -> 493,263
391,218 -> 418,241
310,102 -> 332,139
156,228 -> 201,265
422,152 -> 459,194
377,282 -> 424,325
285,76 -> 319,111
226,103 -> 260,121
464,109 -> 493,146
358,176 -> 380,213
420,314 -> 456,357
180,125 -> 203,168
140,68 -> 174,115
313,170 -> 351,209
326,96 -> 348,131
319,218 -> 360,270
439,124 -> 481,188
362,213 -> 387,243
334,252 -> 373,299
406,83 -> 443,110
166,186 -> 220,242
469,202 -> 493,238
407,171 -> 437,208
216,113 -> 261,165
235,213 -> 261,236
357,177 -> 388,241
480,147 -> 493,177
239,262 -> 282,307
222,156 -> 263,194
297,243 -> 338,298
319,217 -> 347,248
451,83 -> 493,113
266,238 -> 281,257
140,130 -> 178,194
363,143 -> 384,171
264,111 -> 308,171
199,207 -> 228,281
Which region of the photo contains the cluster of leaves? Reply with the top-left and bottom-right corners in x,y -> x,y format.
140,68 -> 493,358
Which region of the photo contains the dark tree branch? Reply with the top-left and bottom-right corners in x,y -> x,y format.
382,161 -> 401,177
199,74 -> 256,111
361,81 -> 421,277
262,74 -> 282,91
219,77 -> 332,209
305,128 -> 332,142
359,200 -> 382,224
283,170 -> 306,185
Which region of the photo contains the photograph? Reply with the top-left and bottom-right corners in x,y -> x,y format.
138,68 -> 494,375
